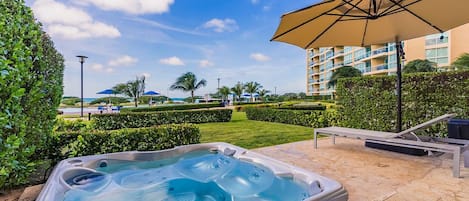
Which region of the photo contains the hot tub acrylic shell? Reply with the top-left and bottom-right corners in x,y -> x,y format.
37,142 -> 348,201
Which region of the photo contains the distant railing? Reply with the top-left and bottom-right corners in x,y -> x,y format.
375,64 -> 389,71
372,47 -> 388,55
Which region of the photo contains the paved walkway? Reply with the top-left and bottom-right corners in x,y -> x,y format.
254,138 -> 469,201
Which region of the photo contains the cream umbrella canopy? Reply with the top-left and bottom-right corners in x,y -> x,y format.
271,0 -> 469,131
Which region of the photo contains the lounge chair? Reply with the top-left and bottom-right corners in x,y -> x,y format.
313,114 -> 469,177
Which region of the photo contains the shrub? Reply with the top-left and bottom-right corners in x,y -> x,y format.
336,71 -> 469,135
54,118 -> 92,132
234,103 -> 276,112
245,107 -> 337,128
278,105 -> 326,110
46,124 -> 200,165
1,1 -> 64,188
61,97 -> 80,106
122,103 -> 223,113
93,109 -> 232,130
90,97 -> 130,105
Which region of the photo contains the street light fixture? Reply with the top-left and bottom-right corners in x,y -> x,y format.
76,55 -> 88,118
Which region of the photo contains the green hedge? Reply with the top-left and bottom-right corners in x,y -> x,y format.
245,107 -> 338,128
121,103 -> 223,113
1,0 -> 64,188
93,109 -> 232,130
46,124 -> 200,165
278,105 -> 326,110
336,71 -> 469,134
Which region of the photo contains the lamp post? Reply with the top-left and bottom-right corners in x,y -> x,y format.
76,55 -> 88,117
217,78 -> 220,89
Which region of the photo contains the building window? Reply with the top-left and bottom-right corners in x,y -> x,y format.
344,46 -> 353,53
344,53 -> 353,64
426,47 -> 448,65
425,32 -> 449,46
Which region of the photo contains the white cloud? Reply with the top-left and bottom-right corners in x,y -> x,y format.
250,53 -> 271,62
108,55 -> 138,67
89,63 -> 114,73
80,0 -> 174,15
159,56 -> 185,66
199,60 -> 214,67
263,6 -> 271,11
141,73 -> 151,78
32,0 -> 120,40
203,18 -> 238,33
251,0 -> 260,4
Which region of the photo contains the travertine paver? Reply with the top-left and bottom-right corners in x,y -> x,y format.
254,138 -> 469,201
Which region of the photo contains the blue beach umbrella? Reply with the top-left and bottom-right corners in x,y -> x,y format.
144,91 -> 161,105
96,89 -> 116,104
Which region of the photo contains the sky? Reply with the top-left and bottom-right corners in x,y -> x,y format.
26,0 -> 320,98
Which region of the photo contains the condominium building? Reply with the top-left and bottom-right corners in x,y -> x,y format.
306,23 -> 469,96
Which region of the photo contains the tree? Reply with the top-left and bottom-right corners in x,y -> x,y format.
1,0 -> 64,188
327,66 -> 362,89
113,76 -> 145,107
258,89 -> 271,101
170,72 -> 207,103
452,53 -> 469,71
403,59 -> 437,73
244,81 -> 262,102
231,82 -> 244,103
218,86 -> 231,101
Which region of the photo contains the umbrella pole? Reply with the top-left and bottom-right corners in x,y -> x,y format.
395,39 -> 403,132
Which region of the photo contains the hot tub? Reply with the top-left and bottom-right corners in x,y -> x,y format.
37,142 -> 347,201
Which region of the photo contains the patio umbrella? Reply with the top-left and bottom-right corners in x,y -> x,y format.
96,89 -> 116,104
143,90 -> 160,105
271,0 -> 469,131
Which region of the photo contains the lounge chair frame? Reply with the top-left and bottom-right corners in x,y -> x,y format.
313,114 -> 469,177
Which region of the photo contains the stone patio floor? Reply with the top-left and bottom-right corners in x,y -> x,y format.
254,137 -> 469,201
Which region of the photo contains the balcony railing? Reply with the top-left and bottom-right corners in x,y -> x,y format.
372,47 -> 388,55
375,64 -> 389,71
333,62 -> 344,68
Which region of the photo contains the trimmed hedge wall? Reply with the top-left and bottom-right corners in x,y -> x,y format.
336,71 -> 469,134
121,103 -> 223,113
93,109 -> 232,130
46,124 -> 200,165
278,105 -> 326,110
245,107 -> 338,128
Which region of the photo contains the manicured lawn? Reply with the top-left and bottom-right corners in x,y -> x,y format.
199,112 -> 315,149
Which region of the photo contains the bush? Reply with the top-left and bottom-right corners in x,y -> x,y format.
90,97 -> 130,105
122,103 -> 223,113
1,1 -> 64,188
54,118 -> 92,132
46,124 -> 200,165
234,103 -> 276,112
278,105 -> 326,110
93,109 -> 232,130
336,71 -> 469,135
245,107 -> 337,128
61,97 -> 80,106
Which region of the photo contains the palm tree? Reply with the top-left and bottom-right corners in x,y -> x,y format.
170,72 -> 207,103
218,86 -> 231,101
258,89 -> 270,102
113,76 -> 145,107
244,81 -> 262,102
231,82 -> 244,103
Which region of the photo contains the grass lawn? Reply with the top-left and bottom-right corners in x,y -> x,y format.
199,112 -> 315,149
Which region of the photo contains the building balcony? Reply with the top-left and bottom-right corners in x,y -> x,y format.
371,47 -> 388,58
375,64 -> 389,71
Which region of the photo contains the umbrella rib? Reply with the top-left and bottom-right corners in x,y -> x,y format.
326,13 -> 370,18
387,0 -> 444,33
341,0 -> 372,16
380,0 -> 421,16
304,0 -> 365,48
377,0 -> 408,16
361,0 -> 373,46
271,2 -> 348,41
